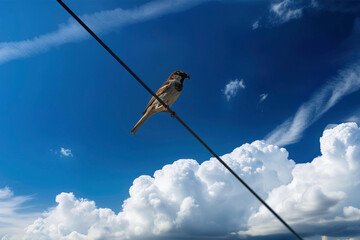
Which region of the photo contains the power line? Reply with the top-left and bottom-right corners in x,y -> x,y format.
56,1 -> 303,239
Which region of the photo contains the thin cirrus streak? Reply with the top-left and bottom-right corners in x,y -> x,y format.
259,93 -> 268,103
265,62 -> 360,146
345,108 -> 360,123
0,187 -> 39,240
0,0 -> 205,65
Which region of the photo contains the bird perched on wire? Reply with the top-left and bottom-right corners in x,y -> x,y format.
131,70 -> 190,134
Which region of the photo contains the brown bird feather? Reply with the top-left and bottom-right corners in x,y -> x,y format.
143,80 -> 171,115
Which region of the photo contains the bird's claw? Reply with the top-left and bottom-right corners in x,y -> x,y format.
163,106 -> 176,117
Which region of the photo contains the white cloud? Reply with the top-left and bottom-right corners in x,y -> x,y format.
347,115 -> 360,123
345,107 -> 360,124
270,0 -> 303,24
223,79 -> 246,101
265,61 -> 360,146
1,235 -> 10,240
0,187 -> 39,240
0,187 -> 12,199
60,148 -> 73,157
24,140 -> 295,240
22,123 -> 360,239
268,0 -> 360,25
242,123 -> 360,238
0,0 -> 205,65
252,19 -> 260,30
258,93 -> 268,103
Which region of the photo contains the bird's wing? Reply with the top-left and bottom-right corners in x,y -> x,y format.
143,80 -> 170,115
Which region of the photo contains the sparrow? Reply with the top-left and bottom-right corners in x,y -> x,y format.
131,70 -> 190,134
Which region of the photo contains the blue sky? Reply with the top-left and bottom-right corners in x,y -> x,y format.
1,0 -> 360,239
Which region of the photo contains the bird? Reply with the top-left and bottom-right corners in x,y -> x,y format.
131,70 -> 190,134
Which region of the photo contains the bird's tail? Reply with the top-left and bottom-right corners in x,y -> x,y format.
131,113 -> 151,134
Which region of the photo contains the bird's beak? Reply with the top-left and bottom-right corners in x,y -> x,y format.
186,74 -> 190,80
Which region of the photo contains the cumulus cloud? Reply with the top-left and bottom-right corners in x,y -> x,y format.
265,61 -> 360,146
60,148 -> 73,157
0,187 -> 39,240
223,79 -> 246,101
243,123 -> 360,238
0,0 -> 205,65
23,123 -> 360,239
24,141 -> 295,240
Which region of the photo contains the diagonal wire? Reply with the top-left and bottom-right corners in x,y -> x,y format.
56,1 -> 303,239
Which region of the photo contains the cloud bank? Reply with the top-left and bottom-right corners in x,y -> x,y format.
244,123 -> 360,237
0,0 -> 204,65
21,123 -> 360,240
24,140 -> 295,240
223,79 -> 246,101
265,62 -> 360,146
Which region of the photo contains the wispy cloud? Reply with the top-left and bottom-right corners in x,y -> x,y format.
252,19 -> 260,30
347,115 -> 360,123
223,78 -> 245,101
50,147 -> 73,158
344,107 -> 360,123
265,62 -> 360,146
0,187 -> 38,240
342,105 -> 360,123
0,0 -> 205,65
60,147 -> 73,157
270,0 -> 303,24
258,93 -> 268,103
268,0 -> 360,25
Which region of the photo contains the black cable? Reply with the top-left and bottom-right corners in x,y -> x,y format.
56,1 -> 303,239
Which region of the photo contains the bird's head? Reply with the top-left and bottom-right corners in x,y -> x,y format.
170,70 -> 190,82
